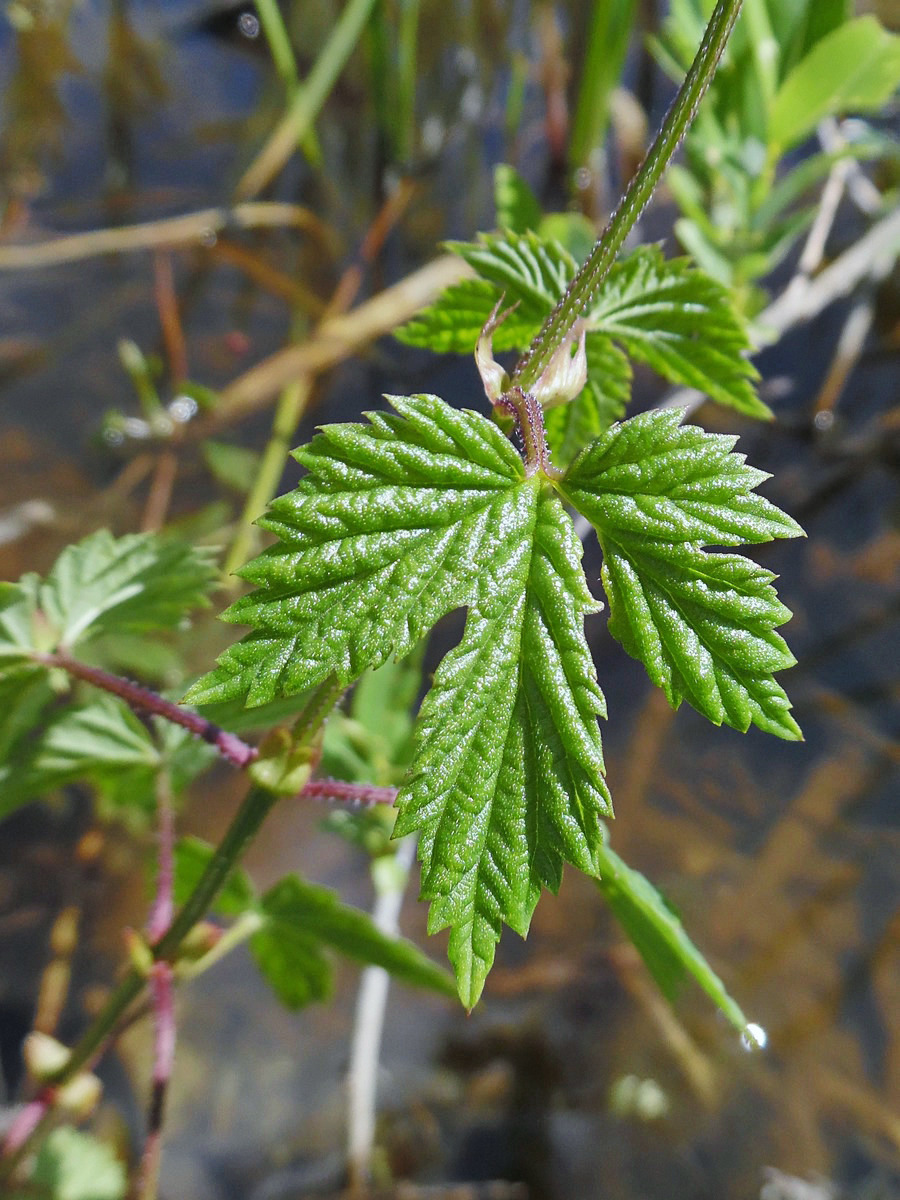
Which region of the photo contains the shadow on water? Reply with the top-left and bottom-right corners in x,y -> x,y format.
0,3 -> 897,1199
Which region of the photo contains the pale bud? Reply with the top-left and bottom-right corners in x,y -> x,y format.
534,321 -> 588,411
475,298 -> 517,405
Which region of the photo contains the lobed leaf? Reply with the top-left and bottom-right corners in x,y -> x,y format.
185,394 -> 528,707
187,394 -> 612,1005
588,245 -> 769,419
561,408 -> 804,739
0,531 -> 217,665
395,484 -> 610,1008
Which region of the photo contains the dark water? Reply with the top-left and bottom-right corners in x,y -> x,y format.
0,4 -> 898,1199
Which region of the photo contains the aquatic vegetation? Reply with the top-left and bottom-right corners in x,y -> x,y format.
0,0 -> 897,1195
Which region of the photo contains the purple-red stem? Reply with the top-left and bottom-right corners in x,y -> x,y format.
38,652 -> 258,769
137,964 -> 176,1200
38,652 -> 398,808
1,1092 -> 55,1157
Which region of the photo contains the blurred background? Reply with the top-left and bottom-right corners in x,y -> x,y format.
0,2 -> 898,1198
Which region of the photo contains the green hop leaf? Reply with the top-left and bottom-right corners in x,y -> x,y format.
187,395 -> 611,1006
561,408 -> 804,739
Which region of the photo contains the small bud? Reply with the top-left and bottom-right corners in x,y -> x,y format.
178,920 -> 223,964
533,320 -> 588,411
24,1032 -> 70,1081
124,927 -> 154,977
250,728 -> 316,796
57,1072 -> 102,1119
475,298 -> 517,405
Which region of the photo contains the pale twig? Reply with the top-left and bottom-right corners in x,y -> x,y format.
817,118 -> 883,216
346,834 -> 418,1192
201,255 -> 472,429
0,203 -> 331,270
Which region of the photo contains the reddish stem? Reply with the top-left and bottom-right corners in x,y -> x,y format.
38,652 -> 258,769
137,963 -> 176,1200
300,779 -> 397,806
1,1091 -> 55,1156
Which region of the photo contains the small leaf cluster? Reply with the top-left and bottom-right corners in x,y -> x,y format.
398,168 -> 769,466
187,388 -> 803,1006
0,530 -> 218,822
654,2 -> 900,305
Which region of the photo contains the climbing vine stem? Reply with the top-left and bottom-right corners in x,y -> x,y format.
513,0 -> 743,394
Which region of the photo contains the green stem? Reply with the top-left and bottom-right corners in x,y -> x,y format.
255,0 -> 323,166
569,0 -> 637,172
512,0 -> 744,394
0,677 -> 343,1182
235,0 -> 378,199
256,0 -> 299,89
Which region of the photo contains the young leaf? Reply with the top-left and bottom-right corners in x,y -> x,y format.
0,531 -> 217,658
256,874 -> 456,1002
449,230 -> 575,316
395,278 -> 537,354
25,1127 -> 126,1200
0,696 -> 161,820
561,408 -> 804,739
172,839 -> 456,1006
493,163 -> 542,234
595,842 -> 749,1031
394,230 -> 572,353
186,395 -> 612,1006
588,245 -> 769,419
769,16 -> 900,152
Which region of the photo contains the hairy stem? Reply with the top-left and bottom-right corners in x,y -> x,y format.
513,0 -> 743,393
36,652 -> 258,768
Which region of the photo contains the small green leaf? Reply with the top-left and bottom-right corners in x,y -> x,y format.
249,919 -> 334,1008
770,17 -> 900,152
171,839 -> 456,1006
0,695 -> 162,819
562,408 -> 804,739
395,278 -> 536,353
595,842 -> 748,1030
27,1127 -> 127,1200
493,163 -> 542,233
448,230 -> 575,316
0,578 -> 42,665
256,874 -> 456,1003
12,530 -> 218,652
588,245 -> 769,419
